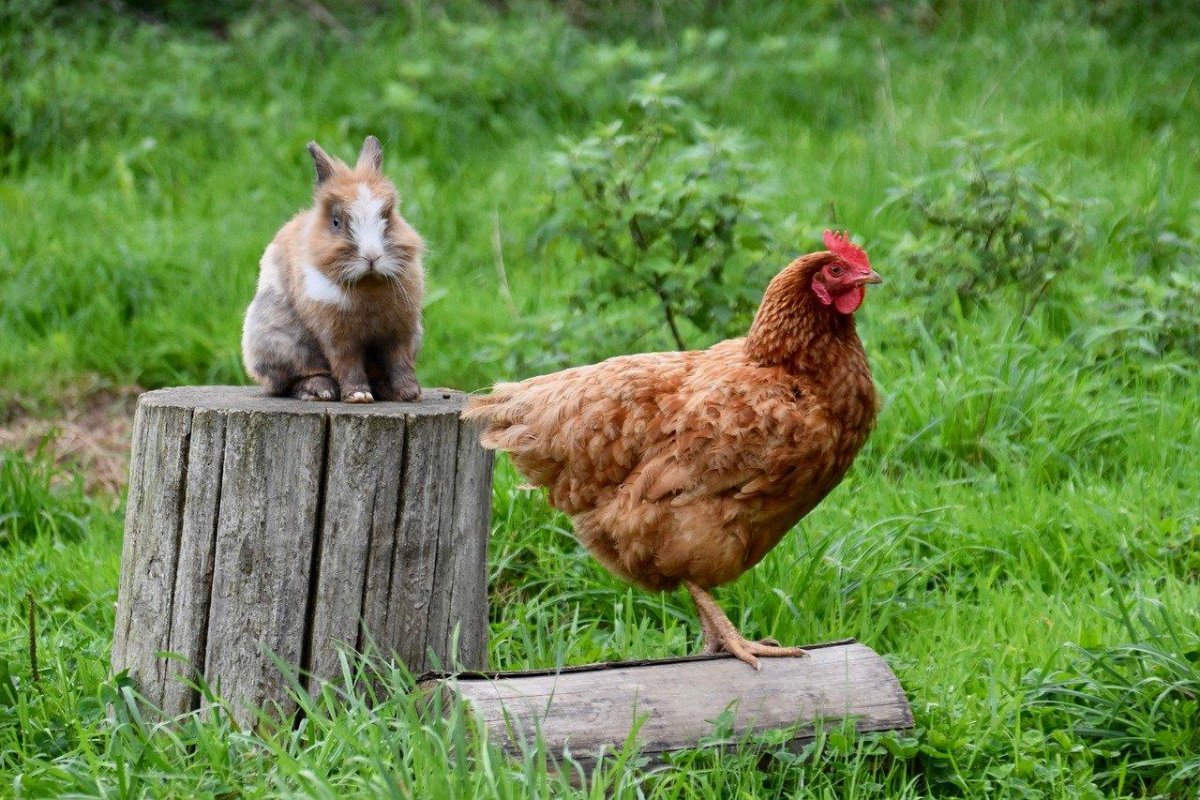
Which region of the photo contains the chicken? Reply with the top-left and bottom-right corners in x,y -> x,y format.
464,231 -> 882,668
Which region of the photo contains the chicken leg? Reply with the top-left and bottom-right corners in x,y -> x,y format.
685,581 -> 809,670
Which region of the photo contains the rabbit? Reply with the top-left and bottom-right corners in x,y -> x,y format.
242,136 -> 425,403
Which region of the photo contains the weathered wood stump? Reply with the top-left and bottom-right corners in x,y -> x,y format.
422,639 -> 912,766
111,386 -> 493,725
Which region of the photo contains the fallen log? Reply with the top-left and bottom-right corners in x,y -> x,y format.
421,638 -> 912,766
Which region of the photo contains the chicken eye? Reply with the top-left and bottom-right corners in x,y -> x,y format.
829,265 -> 844,277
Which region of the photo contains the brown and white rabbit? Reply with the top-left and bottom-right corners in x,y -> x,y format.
242,136 -> 425,403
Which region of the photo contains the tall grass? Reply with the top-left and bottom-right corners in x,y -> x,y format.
0,447 -> 95,546
1024,589 -> 1200,795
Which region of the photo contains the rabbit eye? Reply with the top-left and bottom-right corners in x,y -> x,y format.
331,215 -> 341,229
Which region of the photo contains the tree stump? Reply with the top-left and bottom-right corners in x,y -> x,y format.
421,639 -> 912,768
111,386 -> 493,725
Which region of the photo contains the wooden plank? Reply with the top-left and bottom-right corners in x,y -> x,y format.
357,424 -> 406,663
380,411 -> 459,673
434,418 -> 494,669
162,408 -> 227,716
110,401 -> 150,681
202,409 -> 325,724
110,401 -> 192,710
306,413 -> 405,688
428,641 -> 912,763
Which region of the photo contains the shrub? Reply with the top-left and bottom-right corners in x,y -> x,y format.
507,85 -> 777,373
881,140 -> 1085,336
1078,203 -> 1200,373
1077,0 -> 1200,44
1098,270 -> 1200,361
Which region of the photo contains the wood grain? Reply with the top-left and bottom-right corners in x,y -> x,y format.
112,386 -> 493,727
439,417 -> 494,669
424,640 -> 912,764
111,402 -> 192,710
306,412 -> 406,688
202,407 -> 325,721
162,408 -> 227,716
382,411 -> 460,673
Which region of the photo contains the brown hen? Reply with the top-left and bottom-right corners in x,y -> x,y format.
465,231 -> 881,668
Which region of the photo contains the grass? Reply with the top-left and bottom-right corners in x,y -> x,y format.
2,1 -> 1200,796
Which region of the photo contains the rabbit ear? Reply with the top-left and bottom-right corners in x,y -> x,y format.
307,141 -> 338,185
356,135 -> 383,173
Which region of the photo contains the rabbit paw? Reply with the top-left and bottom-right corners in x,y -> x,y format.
372,373 -> 420,402
343,388 -> 375,404
391,378 -> 421,403
295,375 -> 338,402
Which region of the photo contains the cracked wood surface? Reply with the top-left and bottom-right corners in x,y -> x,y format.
424,641 -> 912,764
112,386 -> 493,725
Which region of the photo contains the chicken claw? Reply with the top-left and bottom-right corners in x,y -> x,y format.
686,581 -> 809,670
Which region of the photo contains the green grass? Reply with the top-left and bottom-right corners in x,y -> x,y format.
2,1 -> 1199,797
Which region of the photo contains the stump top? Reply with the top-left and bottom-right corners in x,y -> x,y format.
139,385 -> 469,418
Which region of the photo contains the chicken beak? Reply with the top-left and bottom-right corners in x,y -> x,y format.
856,269 -> 883,286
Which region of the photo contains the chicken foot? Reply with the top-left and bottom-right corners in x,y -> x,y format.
685,581 -> 809,670
695,603 -> 780,654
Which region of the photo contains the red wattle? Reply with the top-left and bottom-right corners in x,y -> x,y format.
834,286 -> 865,314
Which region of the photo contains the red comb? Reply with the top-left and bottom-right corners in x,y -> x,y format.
823,229 -> 870,270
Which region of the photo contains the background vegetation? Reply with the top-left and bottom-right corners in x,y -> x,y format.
2,0 -> 1198,796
